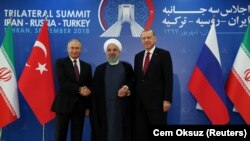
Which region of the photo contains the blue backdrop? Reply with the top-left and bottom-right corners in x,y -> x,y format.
1,0 -> 250,140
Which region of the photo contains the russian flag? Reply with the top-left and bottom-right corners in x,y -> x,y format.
188,22 -> 229,124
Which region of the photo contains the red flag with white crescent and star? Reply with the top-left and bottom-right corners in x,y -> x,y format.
18,20 -> 55,125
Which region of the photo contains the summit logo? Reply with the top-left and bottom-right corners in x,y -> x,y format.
98,0 -> 154,37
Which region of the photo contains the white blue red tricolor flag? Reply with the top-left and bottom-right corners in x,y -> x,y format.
188,22 -> 230,125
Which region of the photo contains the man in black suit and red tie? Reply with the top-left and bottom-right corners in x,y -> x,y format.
133,29 -> 173,141
51,39 -> 92,141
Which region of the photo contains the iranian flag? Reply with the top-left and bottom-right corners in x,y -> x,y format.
226,24 -> 250,125
0,24 -> 20,128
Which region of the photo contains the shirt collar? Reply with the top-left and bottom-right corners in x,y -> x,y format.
145,46 -> 156,55
69,57 -> 79,63
69,57 -> 80,64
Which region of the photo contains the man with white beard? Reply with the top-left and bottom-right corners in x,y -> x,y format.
90,38 -> 133,141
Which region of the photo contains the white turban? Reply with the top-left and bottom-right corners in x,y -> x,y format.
103,38 -> 122,52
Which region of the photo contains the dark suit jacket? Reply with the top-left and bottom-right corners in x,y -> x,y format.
91,61 -> 133,141
134,47 -> 173,111
51,57 -> 92,114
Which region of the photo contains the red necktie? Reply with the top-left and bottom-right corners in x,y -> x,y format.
73,60 -> 80,81
143,52 -> 150,75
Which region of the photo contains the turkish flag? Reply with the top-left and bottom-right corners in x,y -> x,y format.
18,20 -> 55,125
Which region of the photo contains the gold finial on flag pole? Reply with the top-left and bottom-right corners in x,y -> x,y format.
9,15 -> 13,26
211,14 -> 216,25
44,12 -> 48,21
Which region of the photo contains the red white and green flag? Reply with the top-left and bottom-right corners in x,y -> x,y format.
0,24 -> 20,128
226,24 -> 250,125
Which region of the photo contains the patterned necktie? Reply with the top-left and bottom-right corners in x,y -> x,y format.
143,52 -> 150,75
73,60 -> 79,81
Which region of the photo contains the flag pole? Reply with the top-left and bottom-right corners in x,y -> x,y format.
42,125 -> 45,141
0,128 -> 2,141
42,13 -> 48,141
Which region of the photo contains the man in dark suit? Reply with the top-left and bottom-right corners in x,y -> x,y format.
51,39 -> 92,141
133,29 -> 173,141
91,38 -> 133,141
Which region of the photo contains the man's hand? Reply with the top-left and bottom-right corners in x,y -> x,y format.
163,101 -> 171,112
118,85 -> 130,97
79,86 -> 91,96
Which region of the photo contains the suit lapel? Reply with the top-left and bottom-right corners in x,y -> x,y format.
79,61 -> 84,82
138,52 -> 144,77
148,48 -> 158,70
